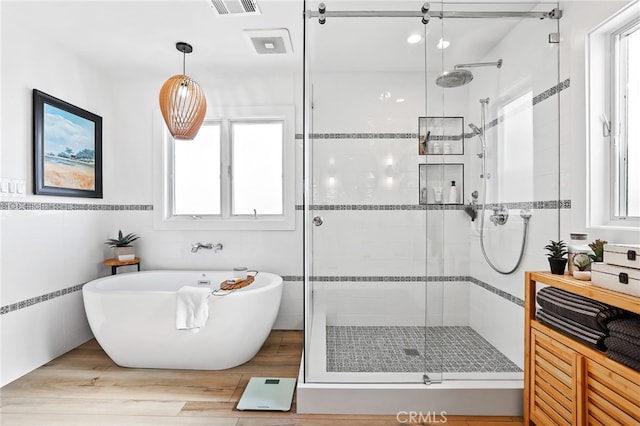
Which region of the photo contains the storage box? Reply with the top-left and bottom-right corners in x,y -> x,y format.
591,262 -> 640,297
603,244 -> 640,269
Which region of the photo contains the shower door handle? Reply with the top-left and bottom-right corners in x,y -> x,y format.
312,216 -> 323,226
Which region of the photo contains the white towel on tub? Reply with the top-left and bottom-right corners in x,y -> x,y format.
176,286 -> 211,331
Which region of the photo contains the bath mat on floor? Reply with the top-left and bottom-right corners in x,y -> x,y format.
236,377 -> 296,411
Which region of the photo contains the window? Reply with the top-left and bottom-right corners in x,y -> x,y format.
587,3 -> 640,229
613,19 -> 640,218
155,106 -> 295,230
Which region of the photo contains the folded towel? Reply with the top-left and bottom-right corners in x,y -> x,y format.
607,314 -> 640,338
536,309 -> 607,351
536,287 -> 625,331
607,349 -> 640,372
176,286 -> 211,331
604,336 -> 640,360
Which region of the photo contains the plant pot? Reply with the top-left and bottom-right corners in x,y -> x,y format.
573,270 -> 591,281
549,258 -> 567,275
114,246 -> 135,261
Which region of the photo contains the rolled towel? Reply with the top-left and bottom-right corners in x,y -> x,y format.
536,287 -> 625,331
536,309 -> 607,351
176,286 -> 211,331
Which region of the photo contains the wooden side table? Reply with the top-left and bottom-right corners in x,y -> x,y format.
104,257 -> 141,275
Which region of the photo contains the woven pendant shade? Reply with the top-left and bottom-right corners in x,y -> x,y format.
159,74 -> 207,140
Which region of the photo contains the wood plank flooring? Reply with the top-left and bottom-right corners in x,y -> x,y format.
0,330 -> 523,425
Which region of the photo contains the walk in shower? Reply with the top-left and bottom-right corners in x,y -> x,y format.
301,0 -> 562,414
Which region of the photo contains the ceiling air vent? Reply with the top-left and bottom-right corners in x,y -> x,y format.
210,0 -> 260,15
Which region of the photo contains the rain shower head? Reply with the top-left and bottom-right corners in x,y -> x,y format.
435,59 -> 503,88
435,70 -> 473,88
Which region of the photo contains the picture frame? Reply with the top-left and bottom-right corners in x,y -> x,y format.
418,116 -> 465,155
419,163 -> 464,205
33,89 -> 103,198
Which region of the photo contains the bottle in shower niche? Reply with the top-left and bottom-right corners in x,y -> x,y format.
448,181 -> 458,204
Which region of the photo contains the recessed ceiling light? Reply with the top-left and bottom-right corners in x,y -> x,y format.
264,42 -> 275,49
396,98 -> 405,103
407,34 -> 422,44
437,38 -> 450,49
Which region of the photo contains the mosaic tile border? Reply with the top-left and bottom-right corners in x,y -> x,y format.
533,78 -> 570,106
309,275 -> 524,307
300,200 -> 570,211
0,202 -> 153,211
0,284 -> 84,315
4,201 -> 569,212
1,274 -> 521,315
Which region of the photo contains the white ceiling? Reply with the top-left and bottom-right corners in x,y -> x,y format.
3,0 -> 555,77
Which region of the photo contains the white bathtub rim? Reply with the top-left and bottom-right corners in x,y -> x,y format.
83,270 -> 283,295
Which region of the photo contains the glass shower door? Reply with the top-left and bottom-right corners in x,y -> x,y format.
304,2 -> 439,384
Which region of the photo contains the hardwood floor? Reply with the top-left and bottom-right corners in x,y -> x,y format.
0,331 -> 523,425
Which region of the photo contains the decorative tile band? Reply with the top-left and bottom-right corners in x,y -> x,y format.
297,200 -> 570,211
282,275 -> 304,281
0,284 -> 84,315
533,78 -> 570,106
0,202 -> 153,211
1,274 -> 521,315
308,275 -> 523,307
468,276 -> 524,307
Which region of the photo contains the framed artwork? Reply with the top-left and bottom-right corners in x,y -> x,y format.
33,89 -> 103,198
418,116 -> 464,155
419,163 -> 464,205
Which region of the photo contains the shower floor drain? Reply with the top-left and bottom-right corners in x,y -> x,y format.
404,349 -> 420,356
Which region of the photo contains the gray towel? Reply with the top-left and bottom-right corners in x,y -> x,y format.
604,335 -> 640,361
537,287 -> 624,332
536,309 -> 606,351
606,349 -> 640,372
606,315 -> 640,338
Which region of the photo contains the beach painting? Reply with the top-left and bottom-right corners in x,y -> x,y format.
33,90 -> 102,198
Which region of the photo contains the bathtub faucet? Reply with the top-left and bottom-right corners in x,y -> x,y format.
191,242 -> 223,253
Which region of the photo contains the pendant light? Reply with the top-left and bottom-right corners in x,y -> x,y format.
159,42 -> 207,140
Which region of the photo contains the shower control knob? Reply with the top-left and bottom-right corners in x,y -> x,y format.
312,216 -> 323,226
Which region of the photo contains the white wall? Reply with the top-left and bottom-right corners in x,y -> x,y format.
0,6 -> 116,386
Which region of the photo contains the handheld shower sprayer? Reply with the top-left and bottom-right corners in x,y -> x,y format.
468,123 -> 485,159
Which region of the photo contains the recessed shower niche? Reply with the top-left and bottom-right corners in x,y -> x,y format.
419,163 -> 464,205
419,116 -> 464,155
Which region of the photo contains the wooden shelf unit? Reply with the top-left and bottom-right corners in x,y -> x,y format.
524,271 -> 640,426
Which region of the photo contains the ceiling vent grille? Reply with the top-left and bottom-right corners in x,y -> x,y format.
210,0 -> 260,15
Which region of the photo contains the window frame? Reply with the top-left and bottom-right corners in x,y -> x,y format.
587,2 -> 640,231
153,105 -> 295,231
612,18 -> 640,219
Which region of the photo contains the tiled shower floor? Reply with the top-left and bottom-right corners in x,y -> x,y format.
326,325 -> 522,373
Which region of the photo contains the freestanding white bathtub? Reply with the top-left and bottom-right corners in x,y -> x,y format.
82,270 -> 283,370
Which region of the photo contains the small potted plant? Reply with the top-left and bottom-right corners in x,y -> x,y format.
572,253 -> 592,281
545,239 -> 568,275
105,230 -> 139,261
589,239 -> 608,263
